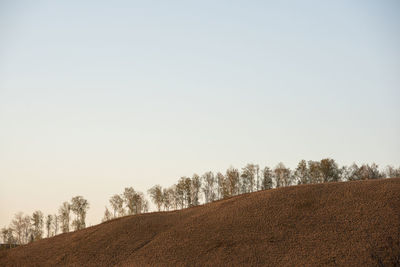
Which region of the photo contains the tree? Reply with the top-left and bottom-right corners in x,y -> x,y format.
102,207 -> 113,222
148,185 -> 163,211
175,177 -> 191,208
183,177 -> 192,207
308,161 -> 322,183
240,169 -> 250,194
11,212 -> 26,244
1,227 -> 7,243
169,185 -> 179,210
162,187 -> 174,211
261,166 -> 273,190
131,191 -> 147,214
46,215 -> 53,238
202,171 -> 216,203
343,163 -> 382,181
191,174 -> 202,206
274,163 -> 292,187
31,210 -> 44,241
52,214 -> 59,236
241,164 -> 258,193
71,196 -> 89,231
357,163 -> 384,180
22,215 -> 31,243
142,198 -> 149,213
346,163 -> 360,181
320,158 -> 341,183
175,181 -> 185,209
255,164 -> 260,191
340,165 -> 350,181
367,163 -> 383,179
1,227 -> 6,243
133,191 -> 143,214
59,202 -> 71,233
1,227 -> 15,244
385,165 -> 400,178
10,212 -> 31,244
226,167 -> 240,196
216,172 -> 227,199
123,187 -> 137,215
294,160 -> 309,184
109,194 -> 125,218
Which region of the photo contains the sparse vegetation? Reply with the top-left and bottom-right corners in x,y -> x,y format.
1,178 -> 399,266
1,159 -> 399,246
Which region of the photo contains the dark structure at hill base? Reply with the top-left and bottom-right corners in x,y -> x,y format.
1,178 -> 400,266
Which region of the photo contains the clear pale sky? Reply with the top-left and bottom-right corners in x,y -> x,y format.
1,1 -> 399,227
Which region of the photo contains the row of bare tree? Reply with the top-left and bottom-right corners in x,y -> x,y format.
141,160 -> 399,213
2,159 -> 400,244
1,196 -> 89,245
102,187 -> 149,222
104,160 -> 399,218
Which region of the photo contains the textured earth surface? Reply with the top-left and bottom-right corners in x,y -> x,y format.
1,178 -> 399,266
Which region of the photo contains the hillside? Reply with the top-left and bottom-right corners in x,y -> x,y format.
1,178 -> 400,266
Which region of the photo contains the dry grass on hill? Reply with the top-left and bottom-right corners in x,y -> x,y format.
1,178 -> 400,266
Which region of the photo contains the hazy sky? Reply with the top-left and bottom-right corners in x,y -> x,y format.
1,1 -> 399,227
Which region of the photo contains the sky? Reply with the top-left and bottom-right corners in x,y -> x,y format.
0,0 -> 399,227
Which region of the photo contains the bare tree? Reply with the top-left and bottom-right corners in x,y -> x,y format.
261,166 -> 273,190
226,167 -> 240,197
132,192 -> 142,214
357,163 -> 383,180
346,163 -> 360,181
123,187 -> 136,215
22,215 -> 31,243
240,169 -> 250,194
216,172 -> 226,200
102,207 -> 113,222
176,179 -> 186,208
71,196 -> 89,231
202,171 -> 216,203
343,163 -> 382,181
181,177 -> 192,207
367,163 -> 383,179
142,198 -> 149,213
320,158 -> 341,183
191,174 -> 202,206
10,212 -> 25,244
294,160 -> 309,184
170,185 -> 180,210
148,185 -> 163,211
59,202 -> 71,233
1,227 -> 6,243
109,194 -> 125,218
46,215 -> 53,238
1,227 -> 8,243
132,191 -> 147,214
52,214 -> 59,236
241,164 -> 258,193
308,161 -> 322,183
256,165 -> 260,191
11,212 -> 29,244
340,165 -> 350,181
274,162 -> 292,187
162,187 -> 174,211
31,210 -> 44,241
170,177 -> 192,209
1,227 -> 15,244
386,165 -> 400,178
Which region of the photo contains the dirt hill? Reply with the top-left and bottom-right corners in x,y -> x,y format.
1,178 -> 400,266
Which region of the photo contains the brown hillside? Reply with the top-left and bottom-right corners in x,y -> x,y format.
1,178 -> 400,266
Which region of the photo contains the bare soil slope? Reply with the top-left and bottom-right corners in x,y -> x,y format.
1,178 -> 400,266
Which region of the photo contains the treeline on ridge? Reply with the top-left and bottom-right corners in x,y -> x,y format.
2,159 -> 400,246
